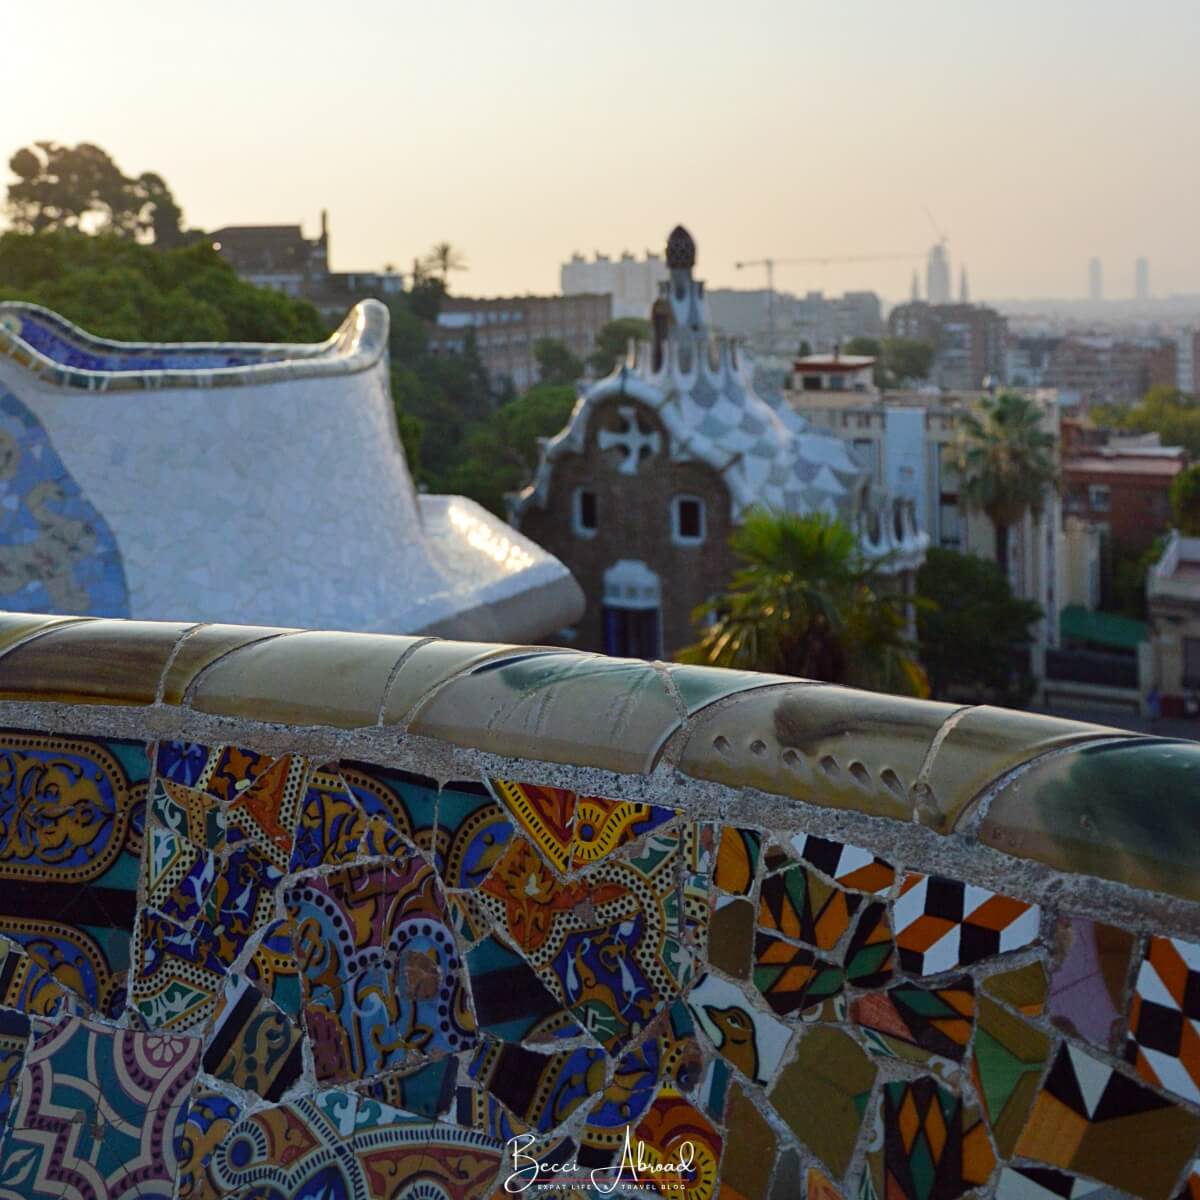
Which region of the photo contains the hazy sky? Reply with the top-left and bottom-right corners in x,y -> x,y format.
7,0 -> 1199,302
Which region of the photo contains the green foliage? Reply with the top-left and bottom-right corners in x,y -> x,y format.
1101,385 -> 1200,457
880,337 -> 933,386
797,339 -> 813,357
588,318 -> 651,377
678,509 -> 928,697
7,142 -> 184,245
443,383 -> 577,517
1109,536 -> 1166,619
957,391 -> 1057,568
0,230 -> 324,342
1170,464 -> 1200,535
534,338 -> 583,387
422,242 -> 467,285
916,547 -> 1041,701
842,336 -> 928,388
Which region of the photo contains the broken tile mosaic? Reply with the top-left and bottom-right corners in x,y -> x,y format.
0,724 -> 1189,1200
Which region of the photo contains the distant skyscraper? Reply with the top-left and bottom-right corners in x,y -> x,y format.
1088,257 -> 1103,302
926,243 -> 951,305
959,267 -> 970,303
1135,257 -> 1149,301
910,270 -> 920,301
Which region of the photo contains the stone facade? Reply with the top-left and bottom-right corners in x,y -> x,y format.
517,394 -> 738,653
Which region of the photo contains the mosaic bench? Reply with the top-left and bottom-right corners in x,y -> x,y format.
0,613 -> 1194,1200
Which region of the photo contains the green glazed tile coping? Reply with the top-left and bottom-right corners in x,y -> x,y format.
678,684 -> 959,821
380,640 -> 540,725
161,623 -> 297,706
0,618 -> 195,706
407,650 -> 684,775
978,737 -> 1200,902
187,630 -> 427,727
925,706 -> 1127,833
0,613 -> 94,657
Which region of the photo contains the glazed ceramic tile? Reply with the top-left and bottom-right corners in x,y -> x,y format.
152,778 -> 226,853
481,828 -> 706,1049
571,794 -> 674,868
146,826 -> 215,924
719,1083 -> 776,1200
224,752 -> 307,870
202,974 -> 303,1101
201,842 -> 284,963
468,1038 -> 604,1133
996,1165 -> 1125,1200
791,833 -> 896,894
864,1076 -> 996,1200
1126,933 -> 1200,1103
807,1166 -> 845,1200
131,908 -> 226,1031
770,1026 -> 877,1177
758,862 -> 862,950
435,782 -> 514,888
982,961 -> 1049,1015
466,934 -> 584,1042
491,778 -> 576,873
851,975 -> 974,1063
1016,1042 -> 1200,1199
245,917 -> 301,1017
894,873 -> 1039,975
1048,916 -> 1134,1049
340,761 -> 439,858
978,737 -> 1200,905
971,995 -> 1051,1156
204,1088 -> 504,1199
753,931 -> 844,1016
689,972 -> 791,1085
0,1013 -> 201,1197
631,1087 -> 722,1200
844,900 -> 896,988
714,827 -> 761,895
178,1085 -> 243,1200
290,765 -> 367,870
709,895 -> 756,980
287,856 -> 475,1080
0,1010 -> 28,1137
359,1056 -> 457,1120
580,1033 -> 668,1166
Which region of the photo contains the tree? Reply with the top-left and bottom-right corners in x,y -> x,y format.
588,318 -> 651,377
678,509 -> 927,697
443,383 -> 577,516
797,340 -> 813,358
0,230 -> 323,342
1100,385 -> 1200,458
7,142 -> 183,244
843,336 -> 881,358
534,338 -> 583,386
957,391 -> 1057,574
881,337 -> 934,385
916,548 -> 1042,701
422,242 -> 467,286
1170,464 -> 1200,535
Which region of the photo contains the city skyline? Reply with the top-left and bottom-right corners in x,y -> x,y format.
6,0 -> 1200,301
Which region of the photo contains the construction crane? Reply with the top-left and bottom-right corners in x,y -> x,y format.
735,252 -> 924,358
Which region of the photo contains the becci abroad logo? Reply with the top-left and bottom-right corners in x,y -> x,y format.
503,1127 -> 697,1194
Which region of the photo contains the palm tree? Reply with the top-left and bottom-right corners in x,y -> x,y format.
423,242 -> 467,285
677,509 -> 927,697
956,391 -> 1057,576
